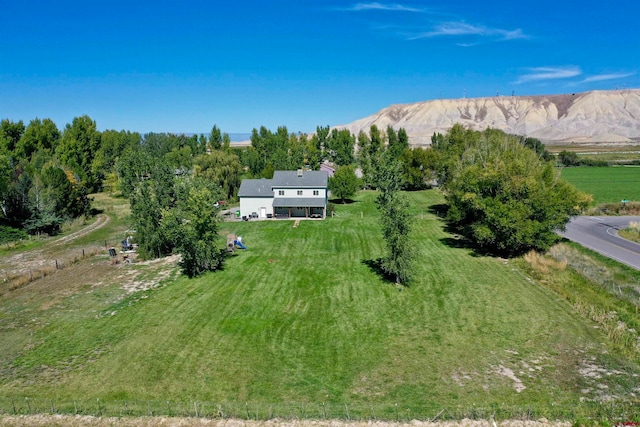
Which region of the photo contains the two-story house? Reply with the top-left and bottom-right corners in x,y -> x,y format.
238,170 -> 329,219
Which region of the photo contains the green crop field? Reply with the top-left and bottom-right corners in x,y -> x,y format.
559,166 -> 640,204
1,191 -> 639,419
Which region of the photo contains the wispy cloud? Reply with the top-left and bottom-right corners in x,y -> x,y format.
344,2 -> 426,12
408,22 -> 527,42
579,72 -> 636,83
515,67 -> 582,84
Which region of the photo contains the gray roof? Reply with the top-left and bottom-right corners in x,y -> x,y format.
238,178 -> 274,197
272,170 -> 328,188
273,197 -> 326,208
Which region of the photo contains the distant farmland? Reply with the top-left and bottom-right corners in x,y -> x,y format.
559,166 -> 640,204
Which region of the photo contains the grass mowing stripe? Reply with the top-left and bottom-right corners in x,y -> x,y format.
1,190 -> 638,412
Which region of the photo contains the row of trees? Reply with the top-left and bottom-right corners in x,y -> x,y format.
2,113 -> 588,278
2,113 -> 435,239
111,127 -> 240,277
0,117 -> 104,234
239,124 -> 435,192
0,116 -> 243,235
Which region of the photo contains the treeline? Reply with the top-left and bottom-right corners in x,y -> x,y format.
0,116 -> 224,238
2,114 -> 577,255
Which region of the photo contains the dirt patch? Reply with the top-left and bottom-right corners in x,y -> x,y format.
492,365 -> 526,393
577,357 -> 635,402
117,254 -> 181,294
52,215 -> 110,247
0,215 -> 110,278
0,416 -> 572,427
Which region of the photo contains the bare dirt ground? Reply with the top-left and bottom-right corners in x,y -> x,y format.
0,214 -> 110,278
0,416 -> 571,427
0,213 -> 179,300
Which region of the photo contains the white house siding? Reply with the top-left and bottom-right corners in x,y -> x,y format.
238,170 -> 329,220
272,188 -> 327,201
239,197 -> 273,218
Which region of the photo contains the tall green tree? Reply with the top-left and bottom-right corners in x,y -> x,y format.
193,150 -> 242,200
375,152 -> 414,285
0,155 -> 13,221
329,165 -> 359,203
315,125 -> 331,161
326,129 -> 356,166
444,129 -> 591,256
168,177 -> 225,277
209,125 -> 222,151
357,130 -> 374,188
56,115 -> 102,192
431,124 -> 480,186
399,147 -> 438,190
522,137 -> 552,161
558,150 -> 580,166
15,118 -> 60,160
92,130 -> 140,189
0,119 -> 25,154
36,164 -> 90,219
303,133 -> 322,170
129,159 -> 177,259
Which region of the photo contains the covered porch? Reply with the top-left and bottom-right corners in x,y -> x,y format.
272,198 -> 326,219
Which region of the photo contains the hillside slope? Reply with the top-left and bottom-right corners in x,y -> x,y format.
337,89 -> 640,146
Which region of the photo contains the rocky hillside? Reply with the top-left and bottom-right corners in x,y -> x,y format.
337,89 -> 640,146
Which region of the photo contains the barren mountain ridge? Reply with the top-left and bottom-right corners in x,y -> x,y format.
337,89 -> 640,146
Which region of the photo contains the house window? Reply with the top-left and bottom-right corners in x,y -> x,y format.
297,190 -> 303,196
278,190 -> 284,196
313,190 -> 319,196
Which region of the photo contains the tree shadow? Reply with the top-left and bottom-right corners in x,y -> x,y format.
361,258 -> 408,288
436,219 -> 497,258
329,198 -> 359,204
427,203 -> 449,218
439,233 -> 517,258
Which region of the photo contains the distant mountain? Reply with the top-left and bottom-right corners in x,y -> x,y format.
337,89 -> 640,146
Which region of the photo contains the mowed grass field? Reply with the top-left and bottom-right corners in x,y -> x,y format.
559,166 -> 640,204
1,191 -> 638,416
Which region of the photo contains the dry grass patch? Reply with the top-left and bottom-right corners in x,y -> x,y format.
522,244 -> 640,356
523,251 -> 567,276
619,221 -> 640,244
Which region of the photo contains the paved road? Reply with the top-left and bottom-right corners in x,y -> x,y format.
557,216 -> 640,270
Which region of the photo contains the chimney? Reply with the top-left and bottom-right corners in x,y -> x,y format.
297,169 -> 303,177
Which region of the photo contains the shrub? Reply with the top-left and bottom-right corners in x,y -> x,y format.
0,225 -> 28,244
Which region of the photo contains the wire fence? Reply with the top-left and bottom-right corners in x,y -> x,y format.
1,397 -> 639,421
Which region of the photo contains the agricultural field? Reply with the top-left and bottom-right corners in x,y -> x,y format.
547,144 -> 640,163
0,191 -> 639,420
559,166 -> 640,205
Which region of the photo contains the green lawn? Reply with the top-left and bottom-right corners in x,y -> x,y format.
1,190 -> 638,418
559,166 -> 640,204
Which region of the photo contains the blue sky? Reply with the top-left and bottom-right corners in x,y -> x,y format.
1,1 -> 638,134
